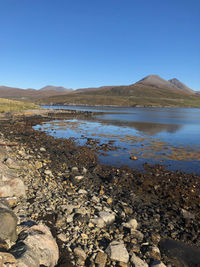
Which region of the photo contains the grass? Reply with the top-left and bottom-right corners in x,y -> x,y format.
39,93 -> 200,108
0,98 -> 39,113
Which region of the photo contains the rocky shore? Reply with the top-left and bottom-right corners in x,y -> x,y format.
0,109 -> 200,267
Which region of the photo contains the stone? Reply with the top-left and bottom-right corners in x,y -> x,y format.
91,217 -> 105,228
0,252 -> 16,266
181,209 -> 195,220
130,155 -> 138,160
106,240 -> 129,263
131,230 -> 144,242
151,260 -> 167,267
57,233 -> 68,242
99,211 -> 115,225
35,161 -> 43,169
0,207 -> 17,244
4,158 -> 20,169
74,175 -> 84,181
107,197 -> 113,205
44,169 -> 53,176
95,252 -> 107,267
131,253 -> 148,267
78,189 -> 88,194
123,218 -> 138,229
0,177 -> 26,198
148,246 -> 161,260
40,147 -> 46,152
91,195 -> 100,203
74,247 -> 87,262
11,224 -> 59,267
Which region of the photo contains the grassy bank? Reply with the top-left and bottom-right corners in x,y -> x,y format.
0,98 -> 39,113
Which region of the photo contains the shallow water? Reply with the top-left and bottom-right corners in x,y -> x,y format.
35,106 -> 200,174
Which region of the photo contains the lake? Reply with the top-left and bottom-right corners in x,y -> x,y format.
34,106 -> 200,174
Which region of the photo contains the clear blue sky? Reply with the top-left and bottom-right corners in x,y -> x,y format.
0,0 -> 199,90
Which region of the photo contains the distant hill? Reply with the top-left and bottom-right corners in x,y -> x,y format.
0,85 -> 72,101
40,75 -> 200,107
39,85 -> 72,93
1,75 -> 199,107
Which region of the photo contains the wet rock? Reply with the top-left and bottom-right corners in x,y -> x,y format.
11,224 -> 59,267
0,252 -> 16,266
0,207 -> 17,244
106,240 -> 129,263
131,253 -> 148,267
95,251 -> 107,267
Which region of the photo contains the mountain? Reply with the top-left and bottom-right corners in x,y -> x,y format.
168,78 -> 195,94
0,85 -> 72,101
136,75 -> 176,89
40,75 -> 200,107
39,85 -> 72,93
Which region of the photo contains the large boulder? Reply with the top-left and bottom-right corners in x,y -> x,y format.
0,175 -> 26,198
0,205 -> 18,244
10,224 -> 59,267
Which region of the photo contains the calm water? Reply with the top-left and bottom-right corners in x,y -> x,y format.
34,106 -> 200,174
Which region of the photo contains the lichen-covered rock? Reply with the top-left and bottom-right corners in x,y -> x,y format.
10,224 -> 59,267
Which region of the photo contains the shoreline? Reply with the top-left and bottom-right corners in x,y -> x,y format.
0,109 -> 200,266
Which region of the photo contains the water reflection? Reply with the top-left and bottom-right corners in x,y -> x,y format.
92,118 -> 182,135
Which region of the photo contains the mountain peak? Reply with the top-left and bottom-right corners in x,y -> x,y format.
168,78 -> 194,94
136,75 -> 173,88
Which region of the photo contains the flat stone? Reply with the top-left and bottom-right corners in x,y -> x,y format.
131,253 -> 148,267
106,240 -> 129,263
78,189 -> 88,194
99,211 -> 115,225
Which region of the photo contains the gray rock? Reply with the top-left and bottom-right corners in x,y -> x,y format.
99,211 -> 115,225
0,176 -> 26,198
106,240 -> 129,263
123,218 -> 138,229
91,217 -> 105,228
131,253 -> 148,267
11,224 -> 59,267
0,207 -> 17,244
